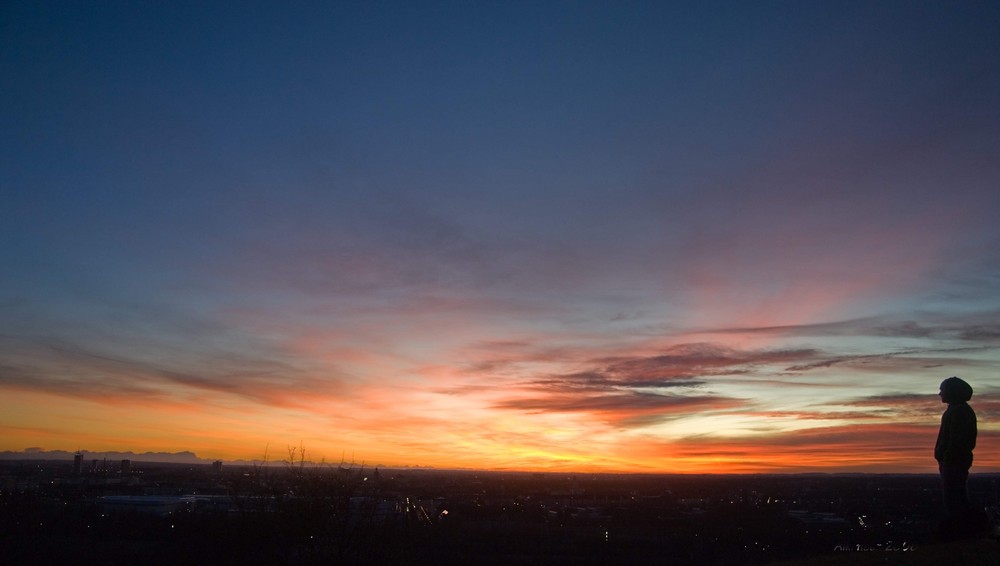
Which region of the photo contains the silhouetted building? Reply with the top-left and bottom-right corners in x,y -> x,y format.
212,460 -> 223,473
73,452 -> 83,475
120,459 -> 131,474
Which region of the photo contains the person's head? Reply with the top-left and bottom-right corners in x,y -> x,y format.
939,376 -> 973,404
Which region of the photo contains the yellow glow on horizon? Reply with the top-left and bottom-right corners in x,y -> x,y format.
3,378 -> 999,474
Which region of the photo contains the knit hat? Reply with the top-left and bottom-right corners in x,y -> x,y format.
940,376 -> 973,402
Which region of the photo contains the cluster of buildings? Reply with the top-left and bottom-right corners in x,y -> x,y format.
2,457 -> 998,564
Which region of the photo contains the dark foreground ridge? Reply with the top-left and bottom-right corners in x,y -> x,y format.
1,460 -> 997,565
771,538 -> 999,566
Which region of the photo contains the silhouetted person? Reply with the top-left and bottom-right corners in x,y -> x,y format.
932,376 -> 992,542
935,376 -> 976,516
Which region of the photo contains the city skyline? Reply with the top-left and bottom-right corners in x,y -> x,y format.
2,1 -> 999,473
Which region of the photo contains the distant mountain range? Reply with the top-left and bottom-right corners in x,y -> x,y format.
0,447 -> 394,468
0,447 -> 209,464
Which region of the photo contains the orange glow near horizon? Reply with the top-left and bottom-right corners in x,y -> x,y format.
5,369 -> 1000,474
4,297 -> 997,475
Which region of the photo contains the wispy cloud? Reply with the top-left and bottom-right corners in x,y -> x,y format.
705,312 -> 1000,343
783,346 -> 993,372
496,392 -> 740,421
0,334 -> 341,409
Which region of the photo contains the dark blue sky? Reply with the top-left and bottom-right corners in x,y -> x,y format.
2,1 -> 999,471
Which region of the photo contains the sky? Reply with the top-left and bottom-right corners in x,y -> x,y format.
2,1 -> 999,474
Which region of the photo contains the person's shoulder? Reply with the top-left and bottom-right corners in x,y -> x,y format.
956,402 -> 976,417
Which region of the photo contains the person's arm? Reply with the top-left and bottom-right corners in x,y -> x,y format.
943,406 -> 976,464
934,412 -> 948,462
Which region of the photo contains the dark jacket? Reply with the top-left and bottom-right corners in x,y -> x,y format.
935,402 -> 976,469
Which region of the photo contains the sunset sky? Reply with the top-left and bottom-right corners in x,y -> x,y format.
2,1 -> 999,473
